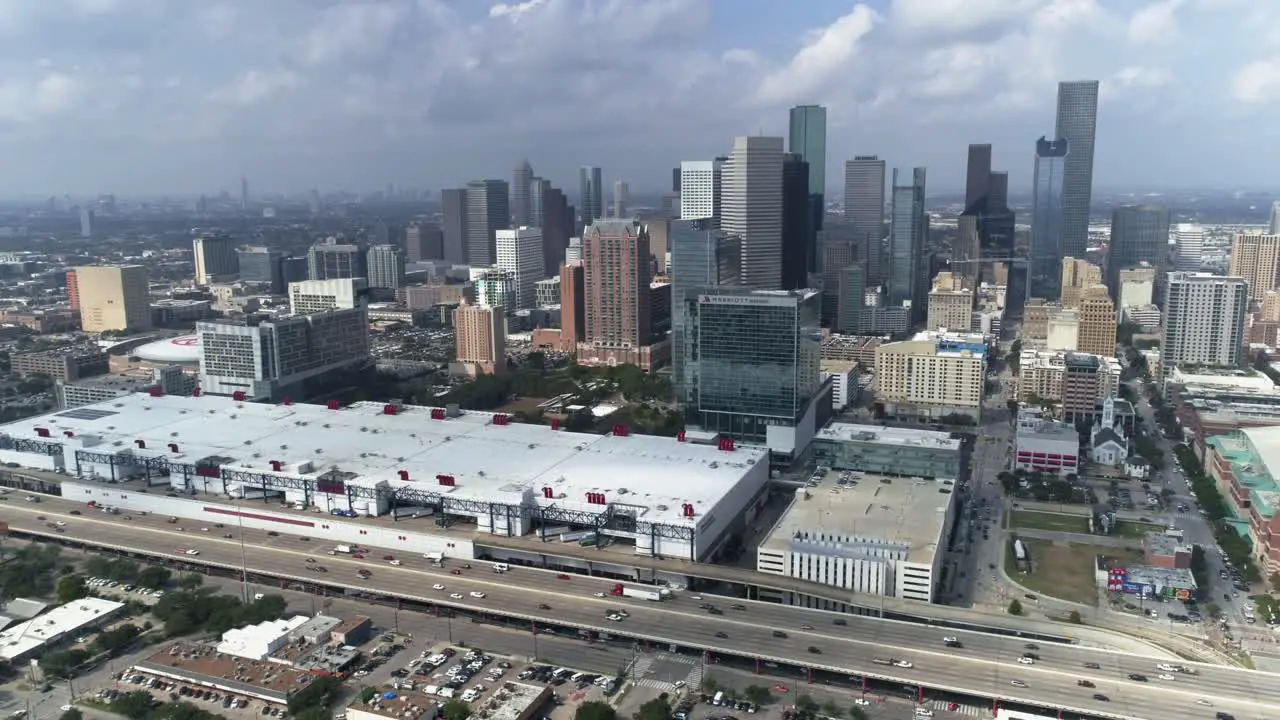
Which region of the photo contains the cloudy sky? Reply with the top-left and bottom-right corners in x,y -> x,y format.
1,0 -> 1278,198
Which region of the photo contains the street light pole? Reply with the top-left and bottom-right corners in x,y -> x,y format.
237,512 -> 249,602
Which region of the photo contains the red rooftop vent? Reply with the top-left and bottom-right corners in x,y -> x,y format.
34,427 -> 49,438
135,439 -> 146,449
436,474 -> 456,487
398,470 -> 410,481
383,404 -> 399,416
430,408 -> 446,420
282,396 -> 292,406
492,414 -> 509,426
682,503 -> 695,517
232,391 -> 246,401
550,419 -> 560,431
326,399 -> 340,411
676,430 -> 686,442
270,460 -> 282,472
63,431 -> 74,438
718,437 -> 736,451
612,424 -> 629,437
192,387 -> 202,397
148,386 -> 164,397
541,486 -> 553,499
586,492 -> 606,505
168,443 -> 180,453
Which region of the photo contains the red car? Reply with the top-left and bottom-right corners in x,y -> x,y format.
557,574 -> 571,580
451,569 -> 462,575
352,554 -> 365,560
383,555 -> 394,561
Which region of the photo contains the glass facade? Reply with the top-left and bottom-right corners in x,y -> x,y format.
670,221 -> 741,408
1107,204 -> 1171,293
886,168 -> 926,312
1054,80 -> 1100,260
1029,136 -> 1068,301
787,105 -> 826,204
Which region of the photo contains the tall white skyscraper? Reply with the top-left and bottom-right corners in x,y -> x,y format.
722,136 -> 784,289
613,179 -> 630,219
679,159 -> 724,224
512,160 -> 534,227
1170,223 -> 1205,272
495,227 -> 545,310
1160,272 -> 1248,382
1270,201 -> 1280,234
366,244 -> 406,289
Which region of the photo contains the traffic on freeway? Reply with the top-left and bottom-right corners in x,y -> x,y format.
0,498 -> 1274,720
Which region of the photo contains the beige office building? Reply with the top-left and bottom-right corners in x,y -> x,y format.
1228,233 -> 1280,300
1077,287 -> 1117,357
1060,257 -> 1102,308
74,265 -> 151,333
926,272 -> 974,332
874,333 -> 985,421
453,300 -> 506,376
1046,308 -> 1079,352
1117,266 -> 1156,307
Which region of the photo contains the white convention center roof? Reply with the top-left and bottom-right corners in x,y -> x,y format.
133,335 -> 201,364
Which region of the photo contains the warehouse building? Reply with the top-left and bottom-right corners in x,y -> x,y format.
809,423 -> 961,479
0,597 -> 125,661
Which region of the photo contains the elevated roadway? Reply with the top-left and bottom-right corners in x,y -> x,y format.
0,500 -> 1272,720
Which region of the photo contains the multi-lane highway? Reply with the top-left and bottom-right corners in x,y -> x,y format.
0,497 -> 1274,720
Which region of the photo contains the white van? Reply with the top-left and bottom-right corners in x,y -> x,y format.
492,563 -> 510,573
713,692 -> 724,706
570,672 -> 585,683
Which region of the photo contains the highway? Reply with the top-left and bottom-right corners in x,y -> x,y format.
1,499 -> 1275,720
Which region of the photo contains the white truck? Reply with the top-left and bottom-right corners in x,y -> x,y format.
334,544 -> 354,554
611,583 -> 670,602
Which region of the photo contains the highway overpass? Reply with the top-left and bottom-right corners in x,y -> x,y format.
0,498 -> 1271,720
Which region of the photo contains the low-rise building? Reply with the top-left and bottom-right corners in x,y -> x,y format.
820,361 -> 859,412
0,597 -> 125,661
11,346 -> 109,382
1014,411 -> 1079,476
810,422 -> 962,479
819,334 -> 885,365
1144,532 -> 1192,570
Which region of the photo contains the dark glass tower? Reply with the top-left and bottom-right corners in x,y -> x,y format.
465,179 -> 510,267
886,167 -> 927,315
1029,137 -> 1069,300
578,166 -> 603,228
788,105 -> 827,232
1055,80 -> 1100,259
781,153 -> 813,290
1107,204 -> 1171,296
843,156 -> 886,286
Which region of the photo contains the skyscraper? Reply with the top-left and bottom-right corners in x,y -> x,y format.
582,219 -> 651,349
1269,201 -> 1280,234
79,208 -> 94,238
539,186 -> 572,278
512,160 -> 534,227
192,235 -> 238,285
578,166 -> 603,227
74,265 -> 152,333
441,188 -> 469,264
1054,80 -> 1101,259
240,176 -> 249,211
465,179 -> 511,267
366,244 -> 406,290
1171,223 -> 1206,272
1161,273 -> 1248,382
529,177 -> 547,227
788,104 -> 827,232
307,243 -> 364,280
781,153 -> 813,290
1107,204 -> 1170,297
680,159 -> 724,226
722,135 -> 785,289
613,179 -> 629,218
495,227 -> 544,310
886,168 -> 927,314
1028,136 -> 1069,300
1227,233 -> 1280,301
237,247 -> 285,292
403,223 -> 443,263
964,144 -> 992,215
844,156 -> 886,285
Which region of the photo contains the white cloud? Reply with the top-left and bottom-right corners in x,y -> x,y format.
1231,57 -> 1280,104
489,0 -> 547,21
1127,0 -> 1184,45
755,4 -> 878,106
0,71 -> 81,123
211,69 -> 301,107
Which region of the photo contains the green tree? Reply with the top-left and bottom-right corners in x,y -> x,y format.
137,565 -> 172,588
1008,599 -> 1024,616
287,675 -> 341,714
822,699 -> 841,717
109,690 -> 156,720
40,649 -> 88,678
55,574 -> 88,603
742,685 -> 771,705
1067,610 -> 1083,624
634,698 -> 672,720
796,695 -> 819,713
58,709 -> 82,720
358,687 -> 379,703
574,701 -> 617,720
442,699 -> 472,720
93,623 -> 141,655
1270,572 -> 1280,594
177,573 -> 203,590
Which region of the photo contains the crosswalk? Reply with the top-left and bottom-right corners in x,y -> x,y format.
627,653 -> 702,692
922,699 -> 987,717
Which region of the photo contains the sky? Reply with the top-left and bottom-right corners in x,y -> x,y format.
2,0 -> 1279,198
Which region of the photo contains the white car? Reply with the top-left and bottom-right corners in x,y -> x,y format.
942,636 -> 958,644
55,521 -> 66,527
450,593 -> 463,599
1156,663 -> 1178,672
1157,673 -> 1175,681
389,560 -> 402,566
894,660 -> 913,669
432,584 -> 446,591
593,592 -> 606,598
1016,657 -> 1035,665
470,591 -> 486,598
853,699 -> 870,707
185,549 -> 200,556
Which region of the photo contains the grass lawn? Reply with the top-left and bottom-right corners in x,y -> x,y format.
1008,510 -> 1091,534
1006,538 -> 1144,606
1112,521 -> 1166,539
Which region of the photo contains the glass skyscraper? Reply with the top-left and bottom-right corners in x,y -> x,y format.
578,166 -> 603,228
670,221 -> 740,409
886,167 -> 927,314
1029,136 -> 1069,300
1107,204 -> 1171,294
788,105 -> 827,232
1054,80 -> 1100,260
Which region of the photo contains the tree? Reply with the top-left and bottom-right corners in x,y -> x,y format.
40,649 -> 88,678
137,566 -> 172,588
822,699 -> 841,717
177,573 -> 203,590
635,698 -> 672,720
58,709 -> 82,720
700,677 -> 719,694
574,701 -> 616,720
109,691 -> 157,720
55,574 -> 88,603
742,685 -> 771,705
796,695 -> 819,713
442,699 -> 472,720
1008,599 -> 1024,616
1067,610 -> 1083,624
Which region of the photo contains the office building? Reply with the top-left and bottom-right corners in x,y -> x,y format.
1228,233 -> 1280,301
192,235 -> 238,285
453,300 -> 506,376
236,247 -> 284,293
582,219 -> 651,352
79,208 -> 94,238
1028,136 -> 1070,300
512,160 -> 534,227
1046,307 -> 1081,351
470,268 -> 515,310
835,264 -> 864,335
679,159 -> 724,225
307,244 -> 364,281
11,346 -> 109,382
465,179 -> 510,267
529,177 -> 547,227
1014,412 -> 1080,477
671,222 -> 742,405
403,223 -> 443,263
844,156 -> 886,285
612,179 -> 629,219
886,167 -> 928,316
1060,257 -> 1102,309
788,104 -> 827,232
1160,273 -> 1248,382
197,308 -> 370,401
818,232 -> 856,327
1107,204 -> 1170,296
982,173 -> 1017,293
645,218 -> 671,275
723,136 -> 785,289
539,185 -> 573,277
441,188 -> 469,263
1054,80 -> 1100,260
875,330 -> 985,421
495,227 -> 544,311
927,272 -> 974,332
579,166 -> 603,227
365,245 -> 406,290
1171,223 -> 1205,272
782,153 -> 814,290
1118,266 -> 1156,308
964,144 -> 991,214
74,265 -> 151,333
1018,348 -> 1121,404
1077,287 -> 1117,357
1270,202 -> 1280,235
287,278 -> 367,315
559,262 -> 585,349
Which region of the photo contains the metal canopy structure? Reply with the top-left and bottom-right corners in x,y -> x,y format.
0,434 -> 63,456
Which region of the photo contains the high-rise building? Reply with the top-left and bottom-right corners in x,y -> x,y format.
788,104 -> 827,232
1076,287 -> 1117,357
559,262 -> 586,348
192,235 -> 238,285
65,270 -> 80,309
844,156 -> 886,285
365,244 -> 406,290
288,278 -> 368,314
198,307 -> 370,401
1160,272 -> 1248,382
1054,80 -> 1101,260
236,247 -> 285,293
835,264 -> 864,335
1107,204 -> 1170,297
819,233 -> 856,328
953,214 -> 981,289
441,188 -> 469,264
578,166 -> 603,226
645,218 -> 671,275
1228,233 -> 1280,301
927,272 -> 974,332
1029,136 -> 1070,300
470,268 -> 515,310
1060,257 -> 1102,309
679,159 -> 724,225
1270,201 -> 1280,235
612,179 -> 629,219
495,227 -> 544,311
73,265 -> 151,333
670,222 -> 742,407
529,177 -> 547,228
403,223 -> 444,263
307,243 -> 364,280
781,153 -> 813,290
722,135 -> 785,289
582,219 -> 651,349
1117,267 -> 1156,308
1171,223 -> 1205,272
886,167 -> 927,314
453,300 -> 506,376
79,208 -> 94,238
539,186 -> 572,278
512,159 -> 534,227
964,143 -> 992,215
465,179 -> 510,267
239,176 -> 249,211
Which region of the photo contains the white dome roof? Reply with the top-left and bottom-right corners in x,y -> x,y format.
134,335 -> 201,364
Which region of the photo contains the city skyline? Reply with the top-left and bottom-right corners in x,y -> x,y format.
0,0 -> 1276,197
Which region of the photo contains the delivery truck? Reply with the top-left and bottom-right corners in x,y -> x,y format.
609,583 -> 670,602
334,544 -> 354,553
